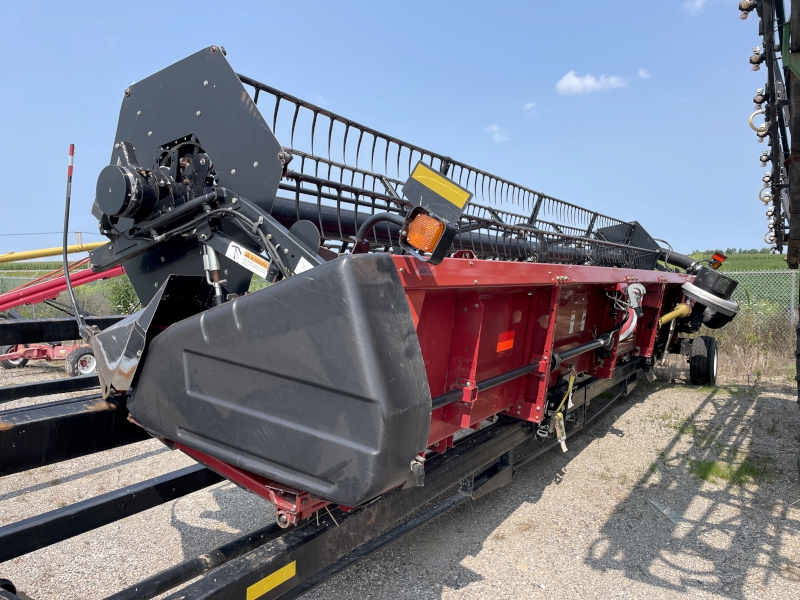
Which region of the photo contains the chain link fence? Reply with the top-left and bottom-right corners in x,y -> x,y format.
713,270 -> 798,343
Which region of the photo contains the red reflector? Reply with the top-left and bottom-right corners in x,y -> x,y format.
711,252 -> 727,263
497,331 -> 515,352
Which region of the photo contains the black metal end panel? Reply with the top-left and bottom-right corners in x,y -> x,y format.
595,220 -> 659,271
128,254 -> 432,506
101,46 -> 284,304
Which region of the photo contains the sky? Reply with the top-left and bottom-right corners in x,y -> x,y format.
0,0 -> 777,255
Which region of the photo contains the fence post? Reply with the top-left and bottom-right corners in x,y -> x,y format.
793,270 -> 797,326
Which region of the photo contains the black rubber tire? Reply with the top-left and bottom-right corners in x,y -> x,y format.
0,579 -> 16,594
0,345 -> 28,369
689,335 -> 718,386
64,346 -> 97,377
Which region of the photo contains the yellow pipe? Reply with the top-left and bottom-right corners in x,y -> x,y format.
0,242 -> 107,264
658,303 -> 692,327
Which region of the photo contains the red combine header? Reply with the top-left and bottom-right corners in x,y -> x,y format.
69,47 -> 741,525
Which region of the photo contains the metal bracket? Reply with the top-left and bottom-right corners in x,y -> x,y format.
410,456 -> 426,487
782,22 -> 800,81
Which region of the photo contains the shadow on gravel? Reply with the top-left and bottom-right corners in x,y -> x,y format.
583,382 -> 800,598
299,388 -> 653,600
0,445 -> 168,503
170,480 -> 273,561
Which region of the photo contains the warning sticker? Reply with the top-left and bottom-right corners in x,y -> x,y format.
295,257 -> 315,274
568,311 -> 576,334
224,241 -> 271,279
579,309 -> 587,332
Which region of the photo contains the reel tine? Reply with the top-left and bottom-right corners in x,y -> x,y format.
290,102 -> 300,148
327,117 -> 334,160
272,96 -> 281,134
356,130 -> 364,169
343,124 -> 350,165
311,111 -> 318,157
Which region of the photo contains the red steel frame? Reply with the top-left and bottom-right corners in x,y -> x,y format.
0,263 -> 125,365
393,254 -> 690,452
0,265 -> 125,313
0,343 -> 88,364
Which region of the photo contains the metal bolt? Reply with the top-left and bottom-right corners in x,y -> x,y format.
137,110 -> 142,116
253,161 -> 259,168
200,234 -> 207,240
474,303 -> 479,308
124,88 -> 131,97
203,80 -> 208,86
469,261 -> 474,266
136,350 -> 142,356
283,248 -> 289,254
211,45 -> 218,54
148,131 -> 152,137
231,169 -> 236,175
224,269 -> 228,275
199,158 -> 206,165
196,111 -> 202,117
536,406 -> 541,411
462,307 -> 467,312
154,282 -> 158,287
517,405 -> 521,409
474,279 -> 479,284
114,143 -> 120,149
399,267 -> 405,273
231,197 -> 238,204
160,256 -> 165,263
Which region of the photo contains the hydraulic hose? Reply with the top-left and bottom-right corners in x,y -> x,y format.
658,248 -> 698,272
354,213 -> 407,244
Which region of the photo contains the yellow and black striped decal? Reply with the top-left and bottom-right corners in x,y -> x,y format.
403,161 -> 473,224
409,162 -> 471,208
246,561 -> 296,600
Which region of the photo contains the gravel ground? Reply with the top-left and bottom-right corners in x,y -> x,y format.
1,360 -> 799,600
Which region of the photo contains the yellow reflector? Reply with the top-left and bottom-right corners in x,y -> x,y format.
407,214 -> 445,253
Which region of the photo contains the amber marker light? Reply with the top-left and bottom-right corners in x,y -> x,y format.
406,213 -> 445,253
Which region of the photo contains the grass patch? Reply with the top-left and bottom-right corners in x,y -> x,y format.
689,455 -> 772,485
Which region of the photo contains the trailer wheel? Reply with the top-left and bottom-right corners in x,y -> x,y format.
65,347 -> 97,376
0,579 -> 16,594
689,336 -> 717,386
0,345 -> 28,369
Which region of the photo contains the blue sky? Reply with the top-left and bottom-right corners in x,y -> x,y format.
0,0 -> 774,254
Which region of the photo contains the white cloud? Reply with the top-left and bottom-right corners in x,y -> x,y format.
555,71 -> 627,95
523,102 -> 537,117
484,124 -> 509,143
682,0 -> 706,14
637,68 -> 651,79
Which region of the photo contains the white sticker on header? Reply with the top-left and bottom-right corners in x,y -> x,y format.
295,257 -> 315,274
568,311 -> 576,334
579,309 -> 587,332
224,241 -> 271,279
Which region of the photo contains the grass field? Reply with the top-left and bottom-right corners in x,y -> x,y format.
688,252 -> 788,272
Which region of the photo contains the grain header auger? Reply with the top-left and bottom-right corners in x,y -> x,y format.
84,46 -> 740,527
